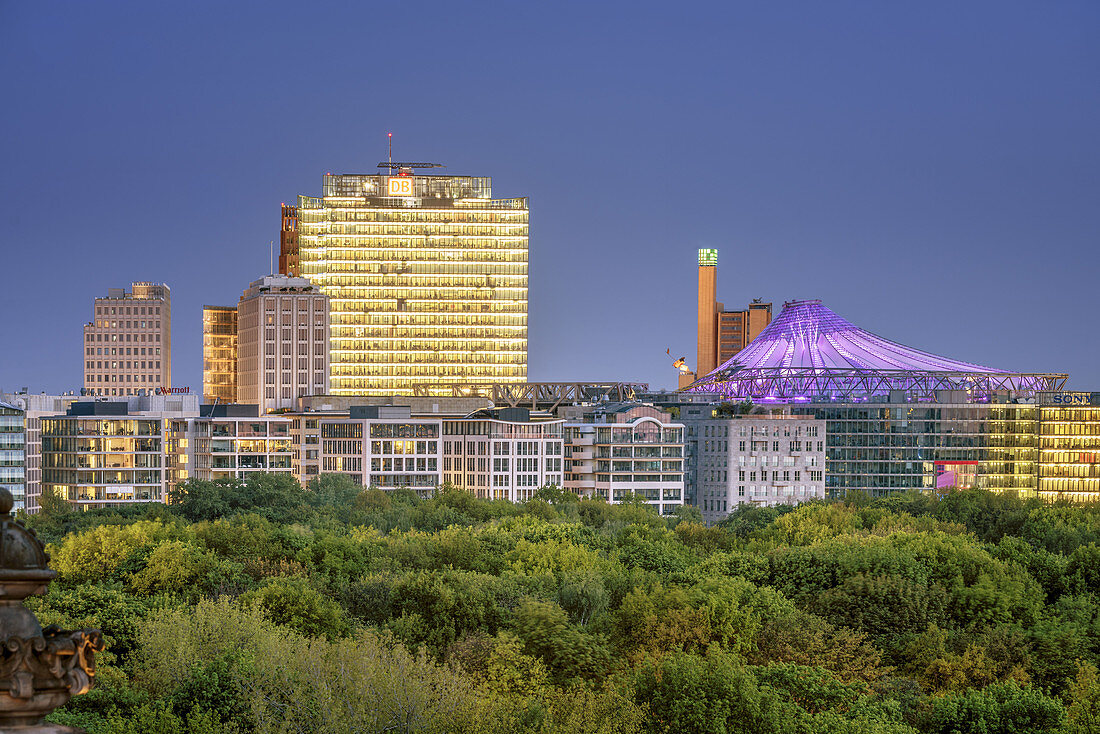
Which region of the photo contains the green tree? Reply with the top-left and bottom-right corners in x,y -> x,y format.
634,647 -> 795,734
239,577 -> 351,640
129,540 -> 238,599
534,483 -> 579,505
926,681 -> 1065,733
513,599 -> 611,684
1066,660 -> 1100,734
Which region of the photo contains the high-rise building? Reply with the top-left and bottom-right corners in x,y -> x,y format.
284,169 -> 528,396
202,305 -> 238,404
236,275 -> 330,413
279,203 -> 299,276
82,282 -> 171,396
693,250 -> 771,381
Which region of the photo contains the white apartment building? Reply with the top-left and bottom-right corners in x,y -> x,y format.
168,405 -> 293,491
0,392 -> 79,512
443,408 -> 564,503
290,405 -> 563,501
561,404 -> 685,516
291,406 -> 443,496
237,275 -> 330,412
690,415 -> 826,523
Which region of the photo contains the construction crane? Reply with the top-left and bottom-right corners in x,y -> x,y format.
376,162 -> 446,171
379,134 -> 445,173
666,349 -> 692,374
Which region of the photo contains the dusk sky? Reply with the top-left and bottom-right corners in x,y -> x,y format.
2,1 -> 1098,395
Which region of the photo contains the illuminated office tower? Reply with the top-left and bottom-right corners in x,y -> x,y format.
237,275 -> 330,412
82,282 -> 171,396
285,168 -> 528,396
202,305 -> 238,404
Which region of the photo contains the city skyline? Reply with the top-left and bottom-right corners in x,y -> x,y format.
2,2 -> 1098,395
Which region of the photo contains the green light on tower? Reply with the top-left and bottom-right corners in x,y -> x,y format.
698,249 -> 718,267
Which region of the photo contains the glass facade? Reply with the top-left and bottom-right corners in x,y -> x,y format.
790,402 -> 1039,497
293,172 -> 528,395
202,305 -> 238,404
0,404 -> 26,511
1038,406 -> 1100,502
42,417 -> 165,506
183,417 -> 293,484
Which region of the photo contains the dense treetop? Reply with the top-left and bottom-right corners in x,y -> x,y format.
22,475 -> 1100,733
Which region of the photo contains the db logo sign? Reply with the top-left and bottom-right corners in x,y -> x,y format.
387,177 -> 415,197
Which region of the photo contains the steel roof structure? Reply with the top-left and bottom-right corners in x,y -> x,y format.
412,382 -> 649,410
686,300 -> 1066,400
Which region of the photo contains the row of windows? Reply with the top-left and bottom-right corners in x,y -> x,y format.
702,424 -> 819,438
89,320 -> 161,330
86,373 -> 161,383
331,314 -> 527,327
86,360 -> 161,370
96,305 -> 162,315
86,347 -> 161,356
86,333 -> 161,343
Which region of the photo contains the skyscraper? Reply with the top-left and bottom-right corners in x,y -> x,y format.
202,305 -> 238,404
236,275 -> 330,412
82,282 -> 171,396
283,168 -> 528,396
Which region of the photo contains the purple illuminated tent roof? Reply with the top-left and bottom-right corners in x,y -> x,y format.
688,300 -> 1066,400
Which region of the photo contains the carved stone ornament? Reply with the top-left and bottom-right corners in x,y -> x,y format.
0,487 -> 103,733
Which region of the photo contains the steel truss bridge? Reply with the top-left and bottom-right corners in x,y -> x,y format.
412,382 -> 649,411
685,368 -> 1068,401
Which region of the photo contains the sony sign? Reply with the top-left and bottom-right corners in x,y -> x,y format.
387,176 -> 415,197
1042,392 -> 1099,406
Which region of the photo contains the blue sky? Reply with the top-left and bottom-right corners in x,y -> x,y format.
1,1 -> 1097,393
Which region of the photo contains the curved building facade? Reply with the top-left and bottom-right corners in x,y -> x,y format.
690,300 -> 1064,400
676,300 -> 1087,501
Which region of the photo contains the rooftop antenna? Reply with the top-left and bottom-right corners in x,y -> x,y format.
269,240 -> 274,275
388,132 -> 392,171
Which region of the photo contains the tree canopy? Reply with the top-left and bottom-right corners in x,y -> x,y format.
24,480 -> 1100,734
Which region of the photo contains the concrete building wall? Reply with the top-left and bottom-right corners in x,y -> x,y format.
82,282 -> 171,396
687,415 -> 826,524
236,275 -> 330,413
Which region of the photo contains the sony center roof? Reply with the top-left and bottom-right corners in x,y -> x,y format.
688,300 -> 1066,400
